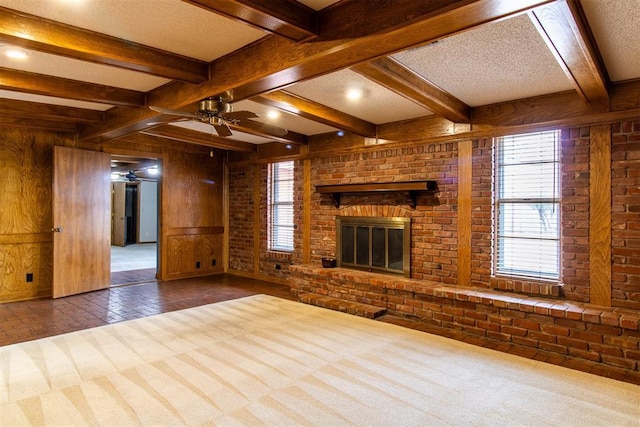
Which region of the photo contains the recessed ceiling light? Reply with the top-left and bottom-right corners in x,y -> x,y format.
267,110 -> 280,119
4,48 -> 29,60
147,167 -> 159,175
346,88 -> 363,101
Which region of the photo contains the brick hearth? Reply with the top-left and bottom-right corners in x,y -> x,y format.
290,264 -> 640,383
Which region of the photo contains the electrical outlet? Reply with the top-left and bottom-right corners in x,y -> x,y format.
26,273 -> 33,282
196,261 -> 201,269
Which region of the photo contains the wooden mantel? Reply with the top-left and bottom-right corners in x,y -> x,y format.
316,180 -> 438,209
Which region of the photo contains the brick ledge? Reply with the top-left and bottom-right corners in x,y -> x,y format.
289,265 -> 640,331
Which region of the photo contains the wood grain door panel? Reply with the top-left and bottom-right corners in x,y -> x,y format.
53,146 -> 111,298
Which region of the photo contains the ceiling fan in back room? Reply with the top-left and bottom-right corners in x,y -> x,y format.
149,96 -> 288,138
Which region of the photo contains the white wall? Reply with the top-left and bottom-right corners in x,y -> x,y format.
138,180 -> 157,242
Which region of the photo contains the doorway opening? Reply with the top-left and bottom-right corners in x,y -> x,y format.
109,156 -> 160,286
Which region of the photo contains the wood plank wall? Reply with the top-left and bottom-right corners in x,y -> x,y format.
0,128 -> 73,302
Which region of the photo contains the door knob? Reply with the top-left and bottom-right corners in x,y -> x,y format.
52,226 -> 63,233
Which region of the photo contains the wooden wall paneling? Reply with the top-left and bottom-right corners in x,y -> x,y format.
166,234 -> 196,277
0,241 -> 52,302
160,146 -> 224,280
457,140 -> 472,287
198,233 -> 223,273
589,124 -> 612,306
0,128 -> 74,302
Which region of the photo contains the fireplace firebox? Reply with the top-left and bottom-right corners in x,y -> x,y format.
336,216 -> 410,277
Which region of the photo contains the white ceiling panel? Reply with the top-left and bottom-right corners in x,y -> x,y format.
232,100 -> 337,136
0,0 -> 266,61
392,14 -> 574,107
0,48 -> 169,91
581,0 -> 640,82
0,89 -> 111,111
285,69 -> 432,124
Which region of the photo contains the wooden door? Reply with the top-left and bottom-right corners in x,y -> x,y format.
53,146 -> 111,298
111,182 -> 126,246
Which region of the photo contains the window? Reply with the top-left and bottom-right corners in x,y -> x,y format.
268,161 -> 294,252
493,130 -> 560,280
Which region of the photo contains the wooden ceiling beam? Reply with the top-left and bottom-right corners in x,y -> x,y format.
252,90 -> 376,137
0,98 -> 104,124
182,0 -> 317,41
352,57 -> 471,123
0,6 -> 208,84
0,68 -> 145,107
141,125 -> 256,152
529,0 -> 608,103
80,0 -> 554,143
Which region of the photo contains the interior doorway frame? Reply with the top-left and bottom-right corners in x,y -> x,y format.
109,152 -> 163,285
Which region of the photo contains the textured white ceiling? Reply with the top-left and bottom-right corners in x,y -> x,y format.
285,69 -> 432,124
0,89 -> 111,111
0,49 -> 169,91
392,14 -> 574,107
0,0 -> 266,61
581,0 -> 640,82
233,100 -> 337,136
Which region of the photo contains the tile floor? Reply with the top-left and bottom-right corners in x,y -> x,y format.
0,275 -> 294,347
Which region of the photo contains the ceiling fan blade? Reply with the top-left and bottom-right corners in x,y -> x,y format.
223,110 -> 258,120
214,123 -> 233,137
146,117 -> 191,126
149,105 -> 200,119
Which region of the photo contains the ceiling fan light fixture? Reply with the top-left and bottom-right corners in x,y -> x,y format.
3,47 -> 29,60
346,87 -> 363,101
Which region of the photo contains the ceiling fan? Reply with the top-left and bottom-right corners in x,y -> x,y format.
149,97 -> 287,138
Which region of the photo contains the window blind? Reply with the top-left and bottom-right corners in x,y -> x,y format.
269,161 -> 294,252
494,131 -> 560,280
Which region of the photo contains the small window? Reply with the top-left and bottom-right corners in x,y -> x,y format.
268,161 -> 294,252
493,130 -> 560,280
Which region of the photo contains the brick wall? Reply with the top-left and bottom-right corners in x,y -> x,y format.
561,127 -> 591,302
309,143 -> 458,283
228,164 -> 255,272
229,160 -> 299,281
612,120 -> 640,309
229,121 -> 639,307
291,265 -> 640,380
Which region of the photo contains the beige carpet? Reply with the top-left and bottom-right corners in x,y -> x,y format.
1,295 -> 638,426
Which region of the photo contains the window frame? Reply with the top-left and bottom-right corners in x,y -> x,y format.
492,130 -> 561,281
268,161 -> 294,252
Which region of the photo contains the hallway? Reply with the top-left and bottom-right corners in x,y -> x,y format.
110,243 -> 157,286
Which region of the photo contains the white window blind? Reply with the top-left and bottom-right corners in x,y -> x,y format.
268,161 -> 294,252
494,131 -> 560,280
